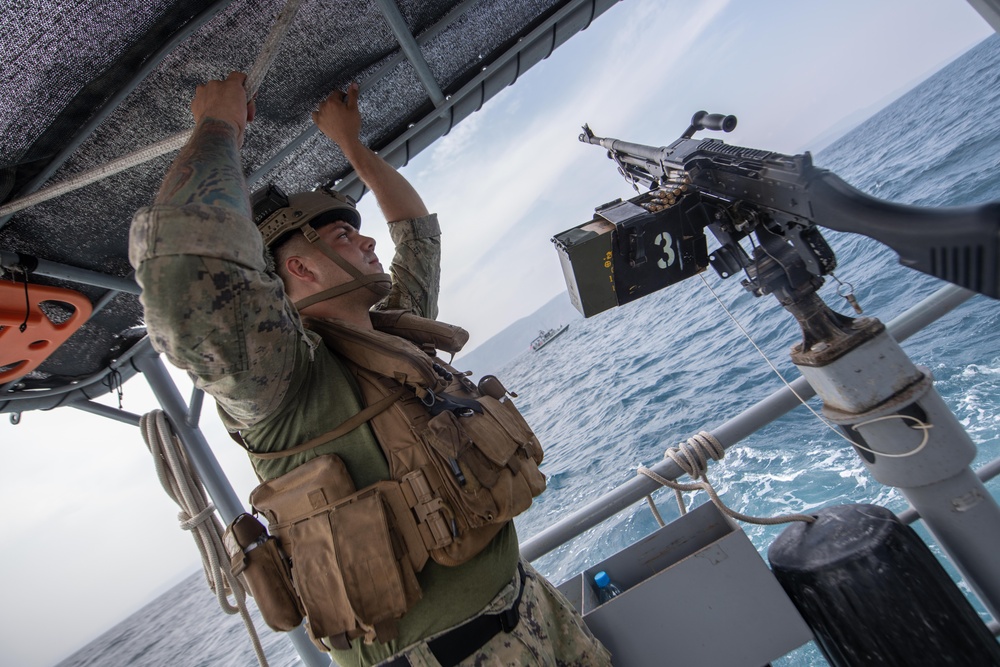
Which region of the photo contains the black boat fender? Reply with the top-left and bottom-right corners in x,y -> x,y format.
768,504 -> 1000,667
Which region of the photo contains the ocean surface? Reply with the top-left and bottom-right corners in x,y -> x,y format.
57,34 -> 1000,667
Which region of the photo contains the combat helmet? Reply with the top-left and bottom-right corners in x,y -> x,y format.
252,183 -> 361,249
251,183 -> 391,307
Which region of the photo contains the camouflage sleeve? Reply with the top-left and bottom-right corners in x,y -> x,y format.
129,202 -> 314,429
374,213 -> 442,320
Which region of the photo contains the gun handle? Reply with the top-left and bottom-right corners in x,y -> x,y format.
683,111 -> 737,138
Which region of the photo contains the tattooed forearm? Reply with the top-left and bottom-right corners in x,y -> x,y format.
155,118 -> 251,219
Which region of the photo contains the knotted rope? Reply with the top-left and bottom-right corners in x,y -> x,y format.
638,430 -> 816,527
140,410 -> 269,667
0,0 -> 304,219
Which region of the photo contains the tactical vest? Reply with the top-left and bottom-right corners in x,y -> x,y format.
230,311 -> 546,649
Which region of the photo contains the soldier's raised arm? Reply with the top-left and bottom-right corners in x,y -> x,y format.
156,71 -> 255,215
312,82 -> 428,222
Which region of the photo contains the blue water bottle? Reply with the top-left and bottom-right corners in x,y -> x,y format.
593,570 -> 623,604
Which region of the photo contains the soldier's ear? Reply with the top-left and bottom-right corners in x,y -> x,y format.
284,256 -> 316,282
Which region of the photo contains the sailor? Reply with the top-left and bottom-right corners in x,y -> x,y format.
129,71 -> 612,667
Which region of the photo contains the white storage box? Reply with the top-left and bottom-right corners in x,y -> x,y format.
556,502 -> 813,667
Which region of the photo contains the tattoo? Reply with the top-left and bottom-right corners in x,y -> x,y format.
155,118 -> 251,219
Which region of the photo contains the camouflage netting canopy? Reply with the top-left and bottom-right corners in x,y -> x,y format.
0,0 -> 618,412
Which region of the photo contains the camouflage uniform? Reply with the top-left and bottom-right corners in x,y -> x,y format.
387,560 -> 612,667
129,202 -> 611,667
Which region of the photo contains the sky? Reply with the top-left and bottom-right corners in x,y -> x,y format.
0,1 -> 994,666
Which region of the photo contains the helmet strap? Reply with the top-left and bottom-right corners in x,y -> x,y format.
291,223 -> 392,311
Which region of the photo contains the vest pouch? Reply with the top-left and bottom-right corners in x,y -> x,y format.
459,396 -> 546,518
420,396 -> 547,566
251,456 -> 423,648
466,395 -> 546,497
250,453 -> 357,521
401,460 -> 506,567
423,409 -> 501,527
224,513 -> 304,632
304,315 -> 547,569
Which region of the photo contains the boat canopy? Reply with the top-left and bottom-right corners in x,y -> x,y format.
0,0 -> 619,413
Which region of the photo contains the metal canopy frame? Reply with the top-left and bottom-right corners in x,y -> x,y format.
0,0 -> 620,414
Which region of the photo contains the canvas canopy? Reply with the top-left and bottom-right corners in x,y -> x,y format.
0,0 -> 619,413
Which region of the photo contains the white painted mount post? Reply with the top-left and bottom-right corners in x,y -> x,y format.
793,322 -> 1000,621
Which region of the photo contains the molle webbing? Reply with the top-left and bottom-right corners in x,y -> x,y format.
248,385 -> 408,460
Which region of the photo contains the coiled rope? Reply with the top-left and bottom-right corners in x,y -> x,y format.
638,431 -> 816,527
0,0 -> 304,219
140,410 -> 269,667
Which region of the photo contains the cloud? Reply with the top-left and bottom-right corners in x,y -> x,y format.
414,0 -> 734,341
419,105 -> 490,171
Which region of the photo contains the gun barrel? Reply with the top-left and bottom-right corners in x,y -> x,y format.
579,132 -> 670,164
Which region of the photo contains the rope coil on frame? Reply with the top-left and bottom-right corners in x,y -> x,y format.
140,410 -> 270,667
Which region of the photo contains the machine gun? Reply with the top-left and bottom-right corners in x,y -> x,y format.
553,112 -> 1000,326
554,116 -> 1000,651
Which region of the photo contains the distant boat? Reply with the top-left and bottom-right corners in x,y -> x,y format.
530,324 -> 569,351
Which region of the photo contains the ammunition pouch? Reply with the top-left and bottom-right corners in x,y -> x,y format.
250,455 -> 426,649
414,394 -> 547,566
223,513 -> 304,632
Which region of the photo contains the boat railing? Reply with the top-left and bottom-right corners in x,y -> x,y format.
520,283 -> 1000,640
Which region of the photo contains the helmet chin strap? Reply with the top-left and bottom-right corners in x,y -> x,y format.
291,223 -> 392,311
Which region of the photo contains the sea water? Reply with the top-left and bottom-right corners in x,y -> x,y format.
57,34 -> 1000,667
